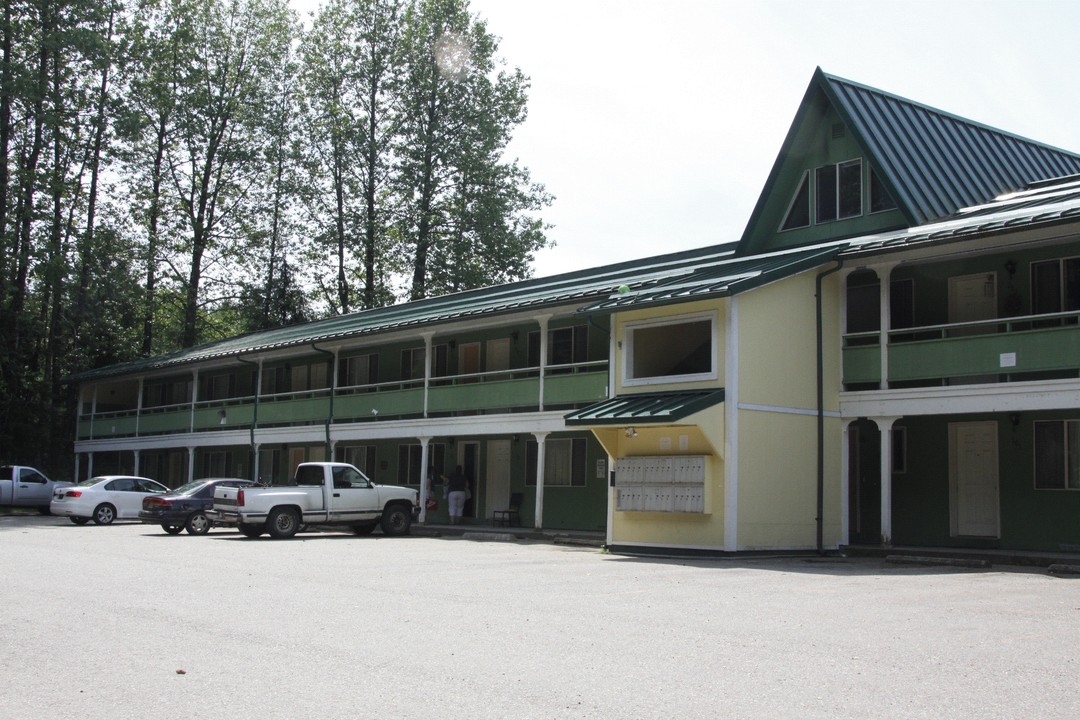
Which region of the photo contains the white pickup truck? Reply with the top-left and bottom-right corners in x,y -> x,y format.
1,465 -> 71,513
210,462 -> 419,539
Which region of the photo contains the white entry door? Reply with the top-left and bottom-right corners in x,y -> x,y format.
949,421 -> 1000,537
485,439 -> 512,521
948,272 -> 997,328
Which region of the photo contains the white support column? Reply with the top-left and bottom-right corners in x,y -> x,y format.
87,452 -> 94,478
190,370 -> 199,432
133,449 -> 141,476
840,419 -> 855,547
187,447 -> 196,484
136,377 -> 144,436
74,454 -> 81,484
253,443 -> 262,484
873,416 -> 901,546
536,316 -> 551,411
876,263 -> 898,390
723,295 -> 739,552
418,437 -> 432,524
422,332 -> 434,418
533,431 -> 549,529
605,452 -> 615,547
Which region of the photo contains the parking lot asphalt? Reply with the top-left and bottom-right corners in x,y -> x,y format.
1,514 -> 1077,720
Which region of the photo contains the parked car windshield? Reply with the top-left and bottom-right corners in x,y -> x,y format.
172,480 -> 209,495
77,477 -> 109,486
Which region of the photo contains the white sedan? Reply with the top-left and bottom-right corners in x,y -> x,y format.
51,476 -> 169,525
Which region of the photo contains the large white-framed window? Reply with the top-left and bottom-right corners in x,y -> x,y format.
780,171 -> 811,231
525,438 -> 587,487
869,166 -> 898,213
340,353 -> 379,388
1034,420 -> 1080,490
622,311 -> 717,386
1031,257 -> 1080,315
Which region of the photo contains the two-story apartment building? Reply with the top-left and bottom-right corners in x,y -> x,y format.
71,68 -> 1080,555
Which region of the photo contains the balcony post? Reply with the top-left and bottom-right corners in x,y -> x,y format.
418,436 -> 432,524
136,377 -> 144,437
537,315 -> 551,411
187,446 -> 196,484
876,263 -> 898,389
872,415 -> 901,546
190,369 -> 199,433
840,419 -> 855,547
422,332 -> 434,418
533,431 -> 549,529
133,449 -> 141,477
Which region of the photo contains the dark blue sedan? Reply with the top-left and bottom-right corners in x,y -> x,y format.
140,478 -> 258,535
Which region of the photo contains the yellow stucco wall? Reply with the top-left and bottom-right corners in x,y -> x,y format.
604,268 -> 843,552
735,269 -> 843,550
608,402 -> 726,548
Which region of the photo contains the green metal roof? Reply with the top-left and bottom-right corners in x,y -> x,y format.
577,245 -> 840,313
737,68 -> 1080,253
564,390 -> 725,426
70,242 -> 740,383
822,70 -> 1080,225
840,174 -> 1080,259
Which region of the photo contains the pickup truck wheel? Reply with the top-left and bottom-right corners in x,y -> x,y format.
267,508 -> 300,539
70,517 -> 90,525
161,523 -> 184,535
351,522 -> 377,536
380,504 -> 412,536
185,511 -> 211,535
92,503 -> 116,525
239,524 -> 264,538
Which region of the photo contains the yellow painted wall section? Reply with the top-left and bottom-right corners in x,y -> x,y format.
613,298 -> 727,397
610,402 -> 727,548
736,270 -> 840,410
735,409 -> 843,549
734,268 -> 843,549
611,455 -> 726,548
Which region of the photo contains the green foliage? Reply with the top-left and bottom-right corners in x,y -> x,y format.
0,0 -> 549,470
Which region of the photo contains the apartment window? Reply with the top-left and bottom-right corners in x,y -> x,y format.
261,366 -> 287,395
780,172 -> 811,231
340,353 -> 379,388
816,159 -> 862,223
339,445 -> 377,480
525,438 -> 587,487
624,313 -> 715,384
528,325 -> 588,367
202,451 -> 228,477
1034,420 -> 1080,490
846,279 -> 915,334
869,167 -> 898,213
1031,258 -> 1080,315
401,345 -> 448,381
397,443 -> 447,486
258,449 -> 282,484
892,426 -> 907,474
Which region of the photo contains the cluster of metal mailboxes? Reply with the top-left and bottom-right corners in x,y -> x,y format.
614,456 -> 706,513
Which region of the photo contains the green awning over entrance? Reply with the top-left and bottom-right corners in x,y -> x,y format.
564,390 -> 725,426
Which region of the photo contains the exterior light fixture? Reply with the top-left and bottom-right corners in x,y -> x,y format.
624,427 -> 638,438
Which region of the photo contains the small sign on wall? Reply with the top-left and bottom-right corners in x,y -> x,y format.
596,459 -> 606,479
999,352 -> 1017,368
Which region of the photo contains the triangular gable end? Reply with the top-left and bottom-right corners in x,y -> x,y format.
737,68 -> 1080,257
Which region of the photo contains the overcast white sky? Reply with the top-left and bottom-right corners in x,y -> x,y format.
292,0 -> 1080,278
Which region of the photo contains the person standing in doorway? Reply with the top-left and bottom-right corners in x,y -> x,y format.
444,465 -> 468,525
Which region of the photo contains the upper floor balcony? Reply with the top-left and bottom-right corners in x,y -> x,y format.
841,244 -> 1080,392
77,360 -> 609,441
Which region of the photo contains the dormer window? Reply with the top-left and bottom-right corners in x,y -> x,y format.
781,159 -> 868,231
780,172 -> 811,231
817,159 -> 862,222
869,166 -> 898,213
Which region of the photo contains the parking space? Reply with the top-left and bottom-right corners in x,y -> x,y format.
1,516 -> 1077,719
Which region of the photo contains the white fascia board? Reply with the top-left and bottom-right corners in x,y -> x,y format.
840,378 -> 1080,418
73,411 -> 574,454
